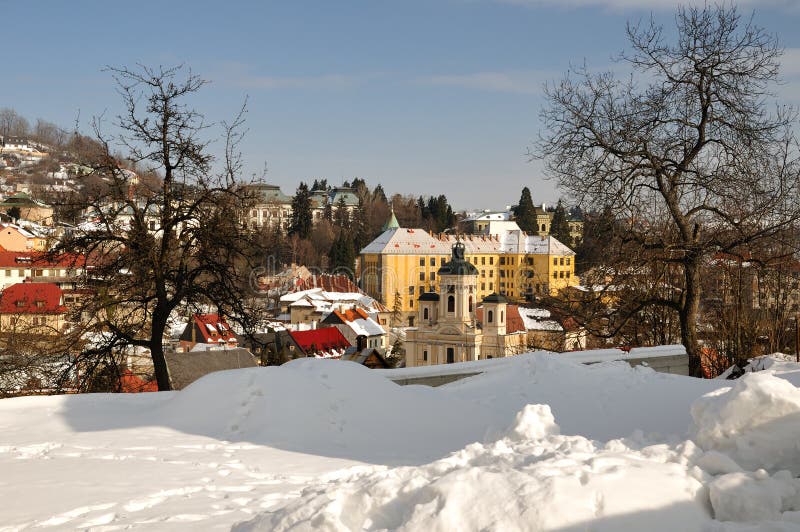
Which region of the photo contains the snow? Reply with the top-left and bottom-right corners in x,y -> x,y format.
3,352 -> 800,530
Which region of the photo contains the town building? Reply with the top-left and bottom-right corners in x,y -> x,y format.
289,326 -> 351,358
0,282 -> 68,335
359,219 -> 578,324
0,252 -> 84,290
321,308 -> 386,350
0,224 -> 47,251
0,193 -> 54,226
179,313 -> 238,352
244,183 -> 293,230
404,242 -> 527,366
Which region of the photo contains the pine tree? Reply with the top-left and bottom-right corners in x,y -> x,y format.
513,187 -> 536,234
289,182 -> 313,239
328,231 -> 356,278
333,196 -> 349,227
549,200 -> 573,248
391,290 -> 403,327
373,184 -> 387,203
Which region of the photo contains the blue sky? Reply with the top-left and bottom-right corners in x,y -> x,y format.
2,0 -> 799,210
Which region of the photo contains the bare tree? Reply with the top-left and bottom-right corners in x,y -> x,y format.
537,5 -> 800,373
52,65 -> 262,391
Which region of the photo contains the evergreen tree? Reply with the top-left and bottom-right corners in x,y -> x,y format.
391,290 -> 403,327
513,187 -> 537,234
333,196 -> 350,227
311,178 -> 328,192
289,182 -> 313,239
351,177 -> 367,197
328,231 -> 356,278
351,194 -> 371,252
323,201 -> 333,222
373,184 -> 387,203
549,200 -> 573,247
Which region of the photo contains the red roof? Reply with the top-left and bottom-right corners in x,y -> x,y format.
192,314 -> 237,344
476,304 -> 526,333
332,308 -> 370,323
0,251 -> 85,269
0,282 -> 66,314
290,327 -> 351,353
119,370 -> 159,393
294,274 -> 361,293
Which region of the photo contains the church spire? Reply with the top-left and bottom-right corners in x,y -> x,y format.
382,207 -> 400,231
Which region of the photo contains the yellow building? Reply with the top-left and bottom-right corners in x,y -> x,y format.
359,220 -> 577,325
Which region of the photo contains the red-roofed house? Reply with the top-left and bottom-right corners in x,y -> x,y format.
0,251 -> 86,290
321,308 -> 387,350
179,313 -> 238,352
0,282 -> 68,334
289,327 -> 351,358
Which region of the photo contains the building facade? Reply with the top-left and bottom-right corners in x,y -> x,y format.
359,221 -> 578,324
404,242 -> 526,367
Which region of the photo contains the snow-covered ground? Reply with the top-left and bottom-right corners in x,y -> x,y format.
2,353 -> 800,530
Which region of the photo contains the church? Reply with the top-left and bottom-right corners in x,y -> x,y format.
404,241 -> 527,367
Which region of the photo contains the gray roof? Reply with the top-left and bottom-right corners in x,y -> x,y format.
165,348 -> 258,390
247,183 -> 292,204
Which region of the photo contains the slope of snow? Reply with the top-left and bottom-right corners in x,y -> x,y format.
2,352 -> 800,530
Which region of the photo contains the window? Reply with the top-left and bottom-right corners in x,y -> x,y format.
559,271 -> 565,278
489,283 -> 493,290
423,307 -> 429,320
423,350 -> 428,361
553,271 -> 558,279
488,310 -> 494,323
560,257 -> 564,266
500,311 -> 504,324
566,258 -> 571,266
566,271 -> 571,278
481,257 -> 486,265
481,282 -> 486,290
541,224 -> 546,232
447,295 -> 455,313
430,258 -> 435,266
409,286 -> 415,295
489,271 -> 494,277
419,258 -> 424,267
468,297 -> 473,312
430,272 -> 436,281
500,257 -> 505,265
490,257 -> 494,265
553,258 -> 558,266
447,348 -> 455,364
419,272 -> 425,281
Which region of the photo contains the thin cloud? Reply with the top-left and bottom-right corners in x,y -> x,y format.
423,71 -> 554,94
213,62 -> 379,90
496,0 -> 799,10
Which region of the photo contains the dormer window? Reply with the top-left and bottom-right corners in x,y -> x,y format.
35,300 -> 44,308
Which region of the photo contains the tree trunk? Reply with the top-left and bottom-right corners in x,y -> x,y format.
150,311 -> 172,391
681,257 -> 703,377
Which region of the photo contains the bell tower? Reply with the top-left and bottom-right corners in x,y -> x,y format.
437,240 -> 478,327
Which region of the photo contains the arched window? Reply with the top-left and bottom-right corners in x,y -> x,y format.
423,307 -> 429,320
488,310 -> 494,323
447,295 -> 455,313
468,297 -> 473,312
500,310 -> 504,324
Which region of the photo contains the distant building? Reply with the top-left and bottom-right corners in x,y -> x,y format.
179,314 -> 238,352
0,193 -> 54,226
321,308 -> 387,350
0,282 -> 67,335
359,219 -> 577,323
244,183 -> 293,230
404,242 -> 527,367
289,327 -> 351,358
0,224 -> 47,252
0,252 -> 85,290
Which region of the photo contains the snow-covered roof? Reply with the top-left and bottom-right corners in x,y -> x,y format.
361,228 -> 575,256
518,307 -> 563,332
